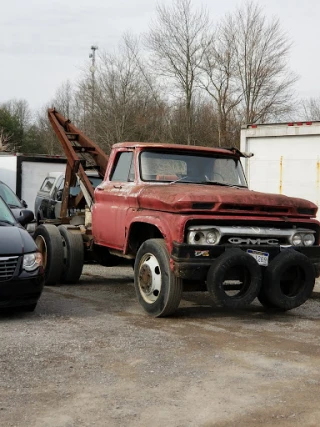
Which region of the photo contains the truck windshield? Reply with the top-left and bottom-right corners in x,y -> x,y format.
139,151 -> 247,187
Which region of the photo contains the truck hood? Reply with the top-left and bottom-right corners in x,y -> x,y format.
136,184 -> 318,218
0,225 -> 37,255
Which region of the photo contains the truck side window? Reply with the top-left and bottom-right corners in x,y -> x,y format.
40,177 -> 55,192
111,152 -> 134,182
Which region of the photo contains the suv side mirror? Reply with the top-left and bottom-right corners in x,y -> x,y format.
15,209 -> 34,226
21,199 -> 28,208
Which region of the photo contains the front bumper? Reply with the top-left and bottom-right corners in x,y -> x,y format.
171,242 -> 320,280
0,272 -> 45,308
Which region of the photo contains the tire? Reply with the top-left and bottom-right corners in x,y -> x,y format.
36,213 -> 41,226
261,250 -> 315,310
34,224 -> 64,286
58,225 -> 84,284
207,249 -> 262,308
20,303 -> 37,312
134,239 -> 183,317
257,288 -> 286,311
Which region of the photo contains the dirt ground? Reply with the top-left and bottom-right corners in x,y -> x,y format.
1,265 -> 320,427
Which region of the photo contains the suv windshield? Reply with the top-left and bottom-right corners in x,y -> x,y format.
0,196 -> 16,225
0,181 -> 23,208
139,151 -> 247,187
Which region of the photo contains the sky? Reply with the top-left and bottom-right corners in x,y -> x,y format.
1,0 -> 320,113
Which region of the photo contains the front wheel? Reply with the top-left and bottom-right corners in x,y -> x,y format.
134,239 -> 182,317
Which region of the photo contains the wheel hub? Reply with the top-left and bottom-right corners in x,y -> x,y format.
138,253 -> 162,303
35,235 -> 48,269
139,264 -> 152,294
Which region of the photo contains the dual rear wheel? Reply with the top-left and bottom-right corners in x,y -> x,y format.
34,224 -> 84,286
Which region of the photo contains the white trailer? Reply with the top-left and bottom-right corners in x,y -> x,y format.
240,121 -> 320,220
0,153 -> 67,212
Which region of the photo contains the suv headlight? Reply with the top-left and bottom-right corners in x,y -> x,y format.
187,227 -> 221,245
23,252 -> 43,272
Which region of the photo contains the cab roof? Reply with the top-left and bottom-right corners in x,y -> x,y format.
112,142 -> 243,157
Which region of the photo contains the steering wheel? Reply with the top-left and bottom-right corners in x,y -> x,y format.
212,172 -> 225,181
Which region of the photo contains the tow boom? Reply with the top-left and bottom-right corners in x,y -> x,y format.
48,108 -> 109,219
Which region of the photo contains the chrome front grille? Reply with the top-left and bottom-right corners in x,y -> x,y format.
0,256 -> 19,281
187,225 -> 317,247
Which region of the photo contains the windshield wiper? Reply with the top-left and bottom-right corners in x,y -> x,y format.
0,220 -> 15,226
169,176 -> 246,188
198,181 -> 247,188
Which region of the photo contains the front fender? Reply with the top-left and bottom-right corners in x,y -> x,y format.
124,210 -> 183,254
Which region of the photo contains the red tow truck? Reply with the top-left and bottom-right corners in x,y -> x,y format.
33,109 -> 320,317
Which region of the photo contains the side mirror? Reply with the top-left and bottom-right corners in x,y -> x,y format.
15,209 -> 35,226
56,190 -> 63,202
21,199 -> 28,208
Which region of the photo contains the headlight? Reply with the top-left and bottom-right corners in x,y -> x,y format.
206,230 -> 219,244
187,231 -> 205,245
187,227 -> 221,245
23,252 -> 43,272
291,233 -> 302,246
290,231 -> 315,246
303,233 -> 315,246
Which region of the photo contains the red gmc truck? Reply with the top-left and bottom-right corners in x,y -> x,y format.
33,109 -> 320,317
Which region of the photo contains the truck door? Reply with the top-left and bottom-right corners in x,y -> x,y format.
36,176 -> 57,220
94,151 -> 135,250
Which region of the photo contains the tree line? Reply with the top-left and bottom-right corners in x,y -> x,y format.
1,1 -> 319,155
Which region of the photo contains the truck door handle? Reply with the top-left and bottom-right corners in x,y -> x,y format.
113,185 -> 122,189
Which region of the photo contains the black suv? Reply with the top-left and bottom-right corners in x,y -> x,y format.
0,196 -> 44,311
0,180 -> 33,227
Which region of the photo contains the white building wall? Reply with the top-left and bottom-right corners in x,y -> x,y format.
241,124 -> 320,219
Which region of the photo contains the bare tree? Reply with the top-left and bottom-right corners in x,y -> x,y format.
33,106 -> 64,155
95,46 -> 143,149
225,1 -> 298,124
300,97 -> 320,120
199,24 -> 243,147
51,80 -> 75,121
146,0 -> 211,144
91,36 -> 168,152
123,33 -> 174,142
0,129 -> 14,152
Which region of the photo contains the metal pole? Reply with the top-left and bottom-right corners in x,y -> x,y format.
89,45 -> 98,113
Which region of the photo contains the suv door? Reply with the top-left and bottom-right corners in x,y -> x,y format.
35,176 -> 59,221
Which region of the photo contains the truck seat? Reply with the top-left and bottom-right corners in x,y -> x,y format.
156,174 -> 178,181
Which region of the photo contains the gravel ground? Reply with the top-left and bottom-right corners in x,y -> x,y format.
1,265 -> 320,427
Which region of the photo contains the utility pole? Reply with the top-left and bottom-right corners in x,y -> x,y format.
89,45 -> 98,113
89,45 -> 98,138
